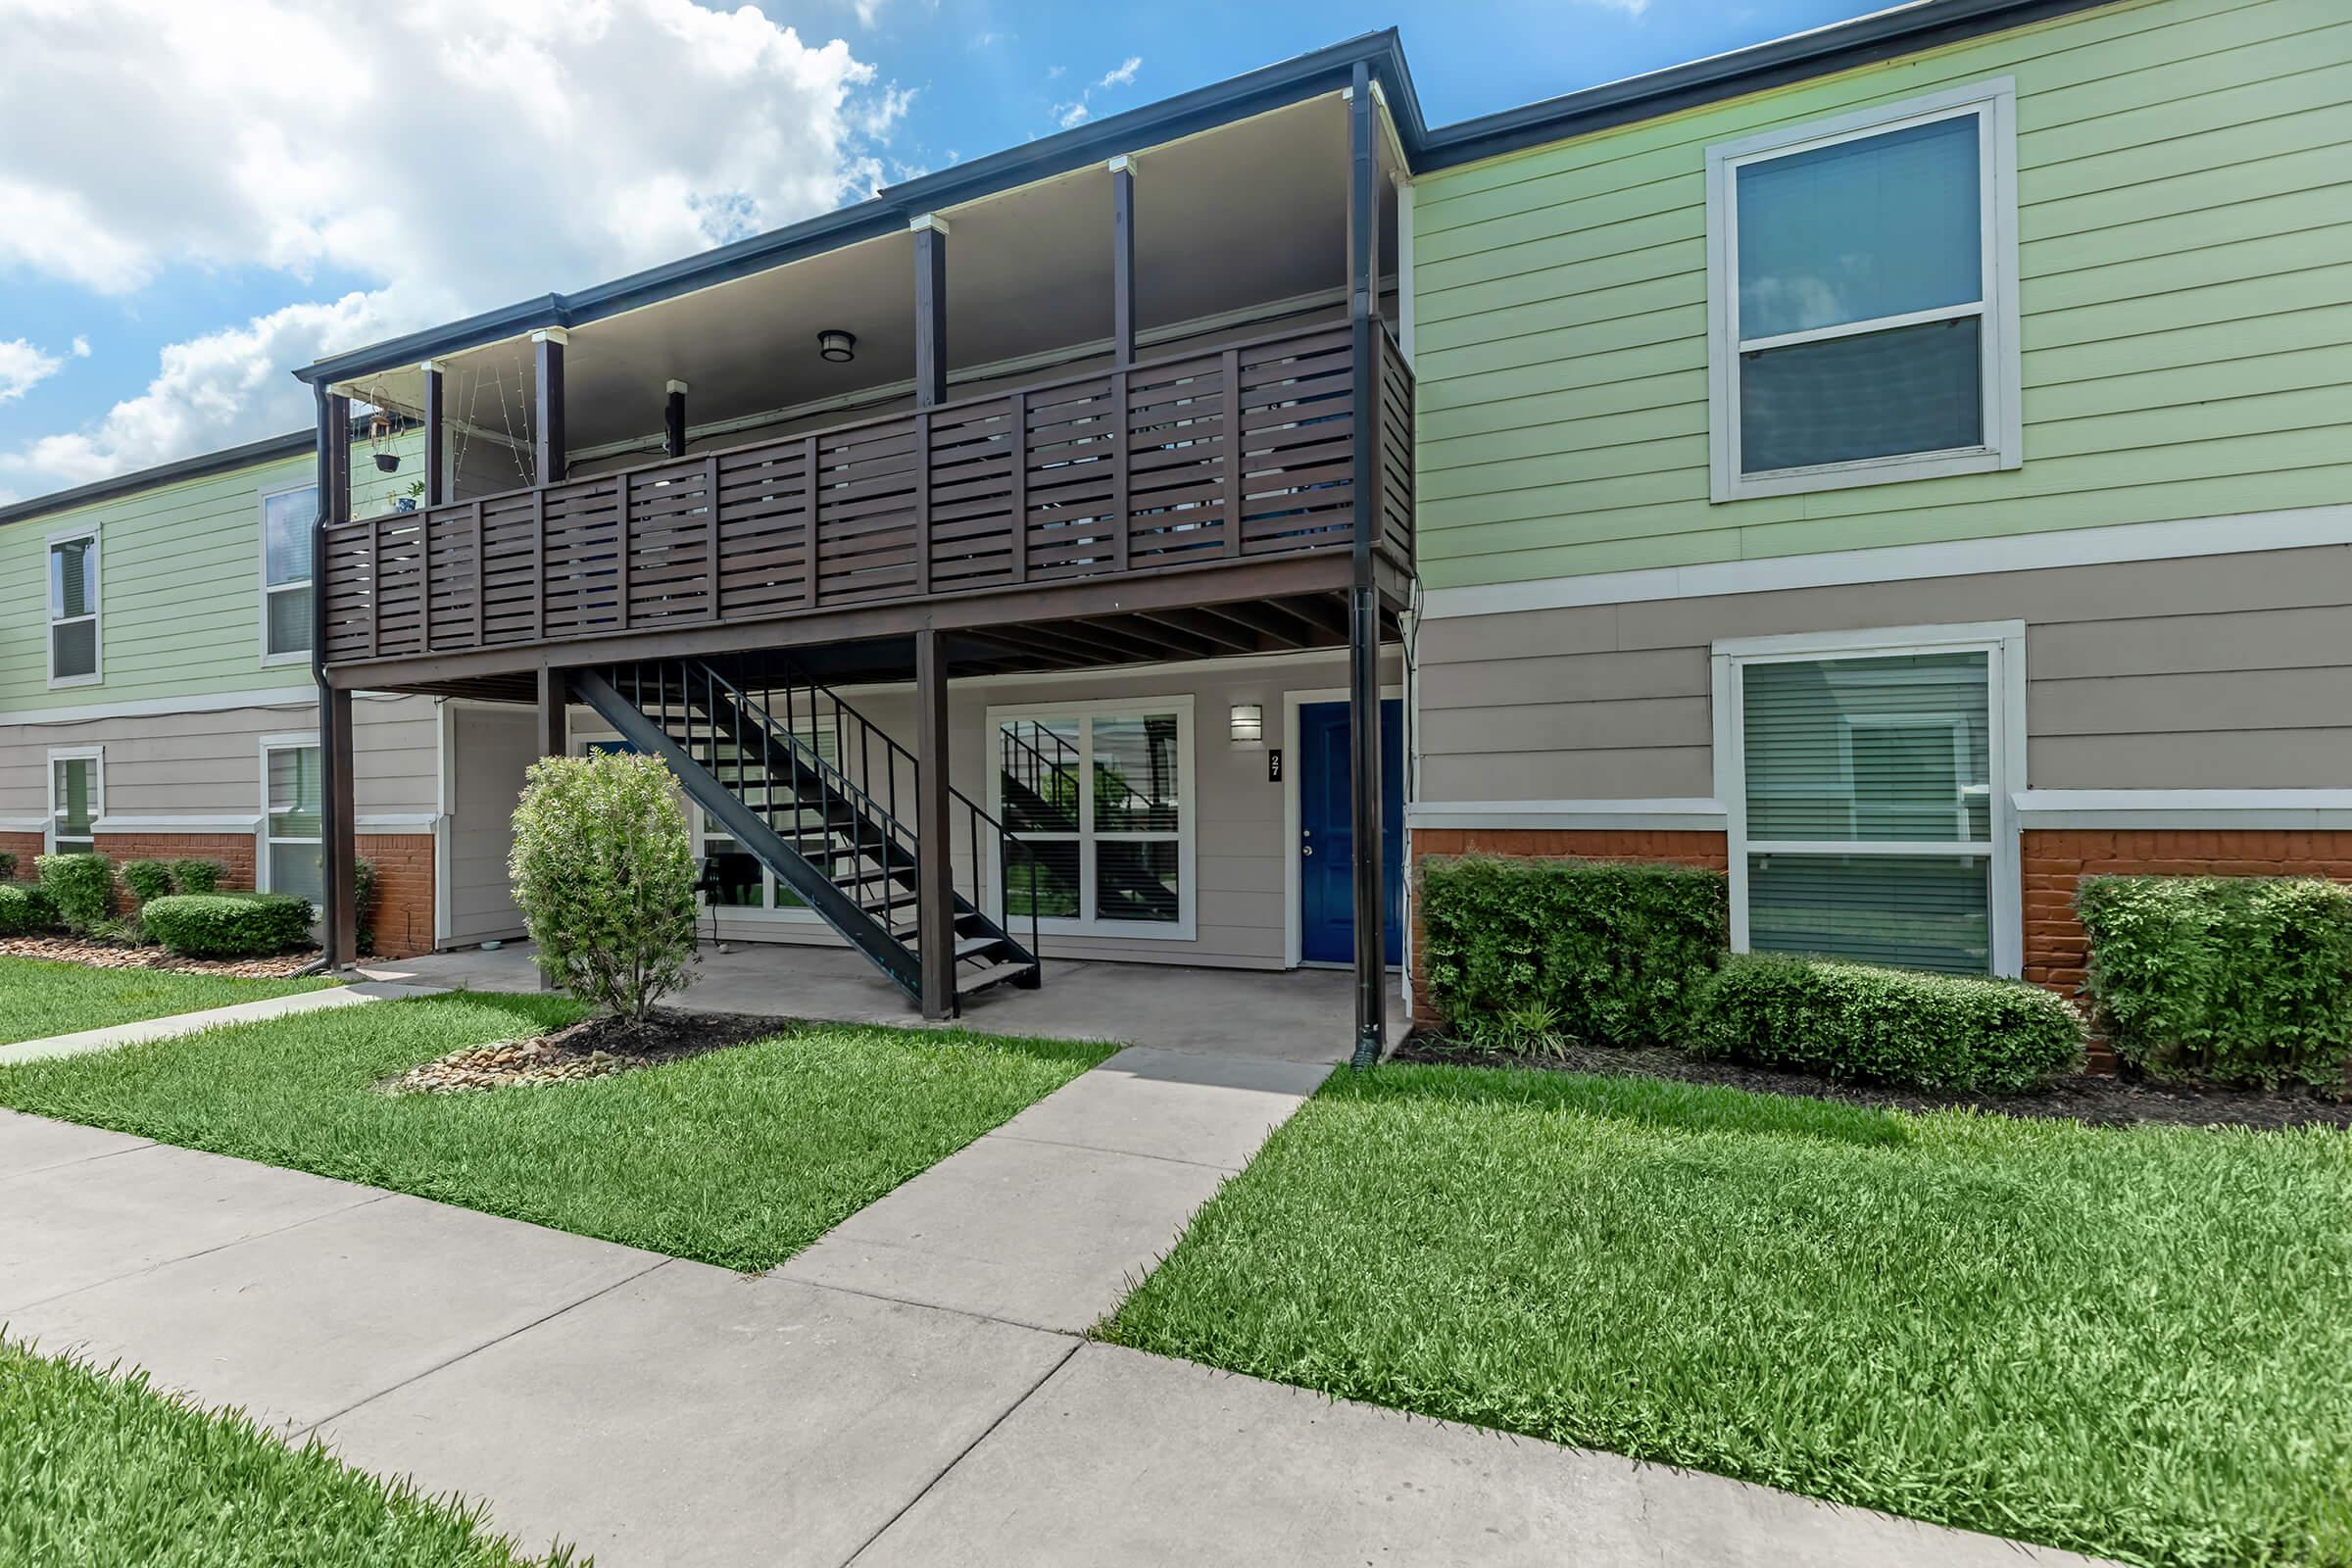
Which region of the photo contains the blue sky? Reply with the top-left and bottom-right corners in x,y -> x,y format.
0,0 -> 1878,503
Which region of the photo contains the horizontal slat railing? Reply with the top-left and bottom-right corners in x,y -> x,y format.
320,318 -> 1407,664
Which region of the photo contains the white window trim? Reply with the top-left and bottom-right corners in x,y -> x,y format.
45,746 -> 105,856
257,478 -> 318,667
45,523 -> 102,689
1711,620 -> 2026,977
1705,77 -> 2022,504
257,731 -> 321,898
986,694 -> 1198,943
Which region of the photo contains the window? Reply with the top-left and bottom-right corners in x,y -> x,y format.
1706,79 -> 2020,502
48,751 -> 102,856
47,529 -> 100,685
261,739 -> 324,909
1716,625 -> 2022,977
991,699 -> 1194,939
261,484 -> 318,662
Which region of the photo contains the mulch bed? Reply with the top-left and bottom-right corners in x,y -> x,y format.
389,1007 -> 791,1095
1396,1035 -> 2352,1132
0,934 -> 320,980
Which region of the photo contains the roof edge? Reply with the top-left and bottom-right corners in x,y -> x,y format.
1416,0 -> 2122,171
0,429 -> 315,532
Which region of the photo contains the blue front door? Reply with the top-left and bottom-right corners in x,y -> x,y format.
1298,698 -> 1403,965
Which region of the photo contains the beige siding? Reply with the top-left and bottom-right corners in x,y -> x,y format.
1418,544 -> 2352,799
0,695 -> 439,822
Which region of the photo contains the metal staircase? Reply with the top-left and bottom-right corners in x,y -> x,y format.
571,657 -> 1043,1012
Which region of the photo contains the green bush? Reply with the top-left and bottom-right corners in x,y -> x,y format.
510,752 -> 699,1019
120,859 -> 174,905
2076,874 -> 2352,1089
0,883 -> 57,936
140,893 -> 316,959
170,858 -> 221,895
1691,954 -> 2084,1093
354,855 -> 378,957
35,854 -> 114,936
0,852 -> 15,881
1419,856 -> 1727,1049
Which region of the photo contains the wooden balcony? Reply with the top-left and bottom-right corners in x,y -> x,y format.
319,319 -> 1413,679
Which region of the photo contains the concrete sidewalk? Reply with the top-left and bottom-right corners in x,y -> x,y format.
0,1060 -> 2109,1566
0,979 -> 438,1064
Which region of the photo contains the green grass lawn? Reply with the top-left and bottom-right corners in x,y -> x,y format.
0,992 -> 1109,1271
0,1338 -> 572,1566
1104,1063 -> 2352,1568
0,956 -> 334,1047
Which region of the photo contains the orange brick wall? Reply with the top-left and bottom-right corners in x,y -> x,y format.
1407,827 -> 1731,1028
2024,825 -> 2352,1002
94,833 -> 258,914
359,833 -> 436,959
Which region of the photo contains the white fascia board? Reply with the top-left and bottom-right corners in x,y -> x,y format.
1407,798 -> 1728,831
2014,790 -> 2352,830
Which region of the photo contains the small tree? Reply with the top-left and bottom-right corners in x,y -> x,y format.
509,752 -> 699,1020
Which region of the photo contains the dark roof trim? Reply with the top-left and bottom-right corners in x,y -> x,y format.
297,30 -> 1411,388
298,0 -> 2120,387
1416,0 -> 2121,170
0,429 -> 313,531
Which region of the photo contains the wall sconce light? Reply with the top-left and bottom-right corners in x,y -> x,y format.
1230,704 -> 1264,745
817,328 -> 857,364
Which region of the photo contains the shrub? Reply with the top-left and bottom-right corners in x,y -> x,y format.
0,851 -> 14,880
2076,874 -> 2352,1089
35,854 -> 114,936
141,893 -> 315,958
170,858 -> 221,895
1691,954 -> 2085,1094
354,855 -> 378,957
0,882 -> 57,936
509,752 -> 699,1019
1419,856 -> 1727,1049
120,859 -> 174,905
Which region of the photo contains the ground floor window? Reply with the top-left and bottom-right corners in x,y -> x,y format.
261,738 -> 324,908
1716,625 -> 2021,976
991,698 -> 1194,940
48,750 -> 102,856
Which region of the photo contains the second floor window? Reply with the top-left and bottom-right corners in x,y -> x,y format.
262,485 -> 317,661
1707,79 -> 2020,502
48,530 -> 99,685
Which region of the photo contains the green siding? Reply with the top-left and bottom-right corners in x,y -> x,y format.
0,431 -> 420,712
1411,0 -> 2352,590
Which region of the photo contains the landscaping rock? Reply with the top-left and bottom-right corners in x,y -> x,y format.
0,935 -> 319,980
386,1007 -> 789,1095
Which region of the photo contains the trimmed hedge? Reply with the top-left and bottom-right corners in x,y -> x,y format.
2077,874 -> 2352,1089
170,858 -> 222,895
35,854 -> 114,936
141,894 -> 315,958
0,883 -> 57,936
120,859 -> 174,906
1420,857 -> 1728,1048
1692,954 -> 2085,1094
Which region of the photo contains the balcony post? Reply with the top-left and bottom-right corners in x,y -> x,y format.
911,215 -> 949,409
315,388 -> 359,972
1346,61 -> 1387,1070
914,628 -> 956,1020
1109,155 -> 1137,366
532,327 -> 568,485
420,362 -> 446,507
664,379 -> 689,459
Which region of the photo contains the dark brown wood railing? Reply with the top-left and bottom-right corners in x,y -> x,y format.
320,319 -> 1413,666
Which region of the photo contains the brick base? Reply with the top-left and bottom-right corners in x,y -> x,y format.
359,833 -> 436,959
1407,827 -> 1731,1028
0,830 -> 42,879
2025,826 -> 2352,1007
93,832 -> 258,915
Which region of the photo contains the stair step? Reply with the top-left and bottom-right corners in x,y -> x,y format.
956,934 -> 1004,959
956,959 -> 1034,999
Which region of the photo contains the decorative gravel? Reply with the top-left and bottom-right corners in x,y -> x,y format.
0,935 -> 318,979
388,1008 -> 787,1094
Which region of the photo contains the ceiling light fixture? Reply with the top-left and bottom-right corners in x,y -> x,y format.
817,329 -> 857,364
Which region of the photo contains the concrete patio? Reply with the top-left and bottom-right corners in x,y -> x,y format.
364,940 -> 1404,1064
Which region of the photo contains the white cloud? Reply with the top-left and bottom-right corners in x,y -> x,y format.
0,340 -> 70,403
0,0 -> 904,491
1052,53 -> 1142,134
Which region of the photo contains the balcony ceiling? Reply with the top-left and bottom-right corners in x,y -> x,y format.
344,94 -> 1400,479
